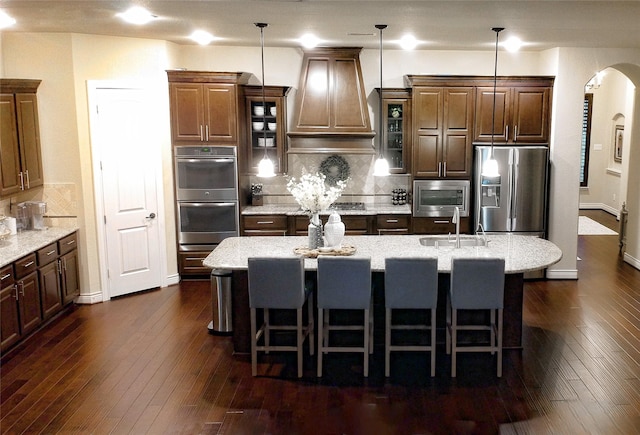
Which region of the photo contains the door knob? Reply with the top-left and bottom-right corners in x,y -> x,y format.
146,213 -> 156,219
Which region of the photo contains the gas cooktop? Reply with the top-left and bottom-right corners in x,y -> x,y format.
328,202 -> 366,211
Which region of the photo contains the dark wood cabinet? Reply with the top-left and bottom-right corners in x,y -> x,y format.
412,216 -> 471,235
410,85 -> 474,178
474,78 -> 553,144
243,86 -> 290,174
1,264 -> 20,351
1,231 -> 80,353
293,215 -> 372,236
0,79 -> 44,197
242,215 -> 289,236
178,250 -> 211,277
375,214 -> 411,235
167,71 -> 250,146
377,88 -> 411,173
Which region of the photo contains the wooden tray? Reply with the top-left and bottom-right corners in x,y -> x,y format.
294,244 -> 356,258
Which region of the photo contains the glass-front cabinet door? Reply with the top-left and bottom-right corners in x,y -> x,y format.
244,86 -> 290,174
378,88 -> 411,174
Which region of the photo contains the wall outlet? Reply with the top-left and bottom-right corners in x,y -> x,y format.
594,143 -> 603,151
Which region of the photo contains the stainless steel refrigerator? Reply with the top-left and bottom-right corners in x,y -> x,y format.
474,145 -> 549,239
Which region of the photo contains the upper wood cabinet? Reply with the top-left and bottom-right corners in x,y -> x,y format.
474,77 -> 553,144
377,88 -> 412,174
409,83 -> 474,178
1,79 -> 44,197
167,71 -> 250,146
243,86 -> 290,175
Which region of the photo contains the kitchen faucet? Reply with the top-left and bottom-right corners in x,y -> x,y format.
452,206 -> 461,248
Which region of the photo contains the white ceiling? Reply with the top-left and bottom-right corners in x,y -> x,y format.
1,1 -> 639,51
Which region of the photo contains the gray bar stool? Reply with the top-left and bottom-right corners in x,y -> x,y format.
248,257 -> 314,378
316,256 -> 372,377
447,258 -> 505,377
384,257 -> 439,377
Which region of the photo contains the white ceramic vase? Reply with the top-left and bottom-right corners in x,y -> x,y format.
324,211 -> 345,248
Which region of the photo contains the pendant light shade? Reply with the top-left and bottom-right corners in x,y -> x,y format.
255,22 -> 276,178
481,27 -> 504,179
373,24 -> 390,177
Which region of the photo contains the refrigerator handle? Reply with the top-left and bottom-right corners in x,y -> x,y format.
511,149 -> 520,228
506,149 -> 514,231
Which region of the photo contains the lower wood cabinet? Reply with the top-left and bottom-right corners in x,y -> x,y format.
293,215 -> 372,236
375,214 -> 411,235
178,250 -> 212,277
0,231 -> 80,353
412,216 -> 471,234
242,215 -> 288,236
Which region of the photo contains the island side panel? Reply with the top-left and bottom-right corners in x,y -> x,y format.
503,273 -> 524,349
231,270 -> 250,354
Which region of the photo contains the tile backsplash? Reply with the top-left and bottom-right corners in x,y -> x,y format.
249,154 -> 410,205
0,183 -> 78,228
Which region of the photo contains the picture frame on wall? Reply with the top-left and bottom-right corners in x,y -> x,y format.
614,125 -> 623,162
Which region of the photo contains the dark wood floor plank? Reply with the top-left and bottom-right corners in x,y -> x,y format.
1,210 -> 639,434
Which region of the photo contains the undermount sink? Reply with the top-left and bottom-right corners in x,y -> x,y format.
419,235 -> 488,248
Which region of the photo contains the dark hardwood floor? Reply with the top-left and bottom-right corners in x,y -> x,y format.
2,210 -> 639,434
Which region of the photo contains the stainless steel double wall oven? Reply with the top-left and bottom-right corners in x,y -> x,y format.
174,146 -> 239,252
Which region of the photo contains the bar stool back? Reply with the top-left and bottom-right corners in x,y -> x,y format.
248,257 -> 314,378
384,257 -> 439,377
316,256 -> 372,377
447,258 -> 505,377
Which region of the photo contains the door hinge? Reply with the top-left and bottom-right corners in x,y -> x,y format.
104,215 -> 107,224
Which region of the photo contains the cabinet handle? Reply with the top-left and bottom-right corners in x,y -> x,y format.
514,125 -> 518,142
438,162 -> 442,177
443,162 -> 447,177
25,170 -> 30,189
505,125 -> 509,141
257,221 -> 274,225
434,220 -> 450,224
19,172 -> 24,190
66,239 -> 76,246
1,273 -> 11,281
46,249 -> 56,257
57,259 -> 62,275
23,261 -> 35,268
18,281 -> 25,296
200,125 -> 204,141
205,125 -> 209,140
13,284 -> 19,299
385,219 -> 399,223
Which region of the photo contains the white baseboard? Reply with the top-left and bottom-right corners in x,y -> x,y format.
164,273 -> 181,287
579,203 -> 620,219
546,269 -> 578,280
623,252 -> 640,271
75,291 -> 104,305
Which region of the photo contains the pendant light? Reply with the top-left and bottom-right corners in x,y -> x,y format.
481,27 -> 504,179
373,24 -> 390,177
255,22 -> 275,178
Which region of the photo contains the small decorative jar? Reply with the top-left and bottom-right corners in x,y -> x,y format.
324,211 -> 345,248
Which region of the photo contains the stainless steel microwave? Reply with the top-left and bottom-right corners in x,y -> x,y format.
413,179 -> 470,217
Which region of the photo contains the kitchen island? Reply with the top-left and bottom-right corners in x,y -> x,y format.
204,234 -> 562,353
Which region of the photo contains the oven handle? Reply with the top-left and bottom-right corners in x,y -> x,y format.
176,158 -> 235,164
179,202 -> 237,207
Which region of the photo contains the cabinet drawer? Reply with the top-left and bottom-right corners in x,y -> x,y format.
1,264 -> 15,288
58,232 -> 78,255
178,251 -> 211,276
412,217 -> 470,234
243,215 -> 288,231
14,253 -> 37,279
376,215 -> 410,229
37,243 -> 59,266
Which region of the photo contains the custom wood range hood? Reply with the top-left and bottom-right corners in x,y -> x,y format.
287,47 -> 375,154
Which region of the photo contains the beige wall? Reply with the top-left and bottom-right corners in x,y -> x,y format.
2,32 -> 640,298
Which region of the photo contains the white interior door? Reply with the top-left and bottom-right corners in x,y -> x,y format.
91,86 -> 163,298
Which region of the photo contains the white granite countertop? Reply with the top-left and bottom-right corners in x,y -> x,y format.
0,227 -> 79,268
241,204 -> 411,216
204,234 -> 562,274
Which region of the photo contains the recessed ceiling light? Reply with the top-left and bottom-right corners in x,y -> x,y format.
190,30 -> 215,45
299,33 -> 320,48
117,6 -> 157,25
400,35 -> 418,50
502,36 -> 522,52
0,11 -> 17,29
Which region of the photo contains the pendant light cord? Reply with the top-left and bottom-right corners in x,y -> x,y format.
376,24 -> 387,159
490,27 -> 504,153
256,23 -> 268,160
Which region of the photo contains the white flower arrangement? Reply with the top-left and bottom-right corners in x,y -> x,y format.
286,171 -> 347,216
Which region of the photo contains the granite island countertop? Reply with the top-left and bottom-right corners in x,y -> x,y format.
241,204 -> 411,216
0,227 -> 79,268
204,234 -> 562,274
